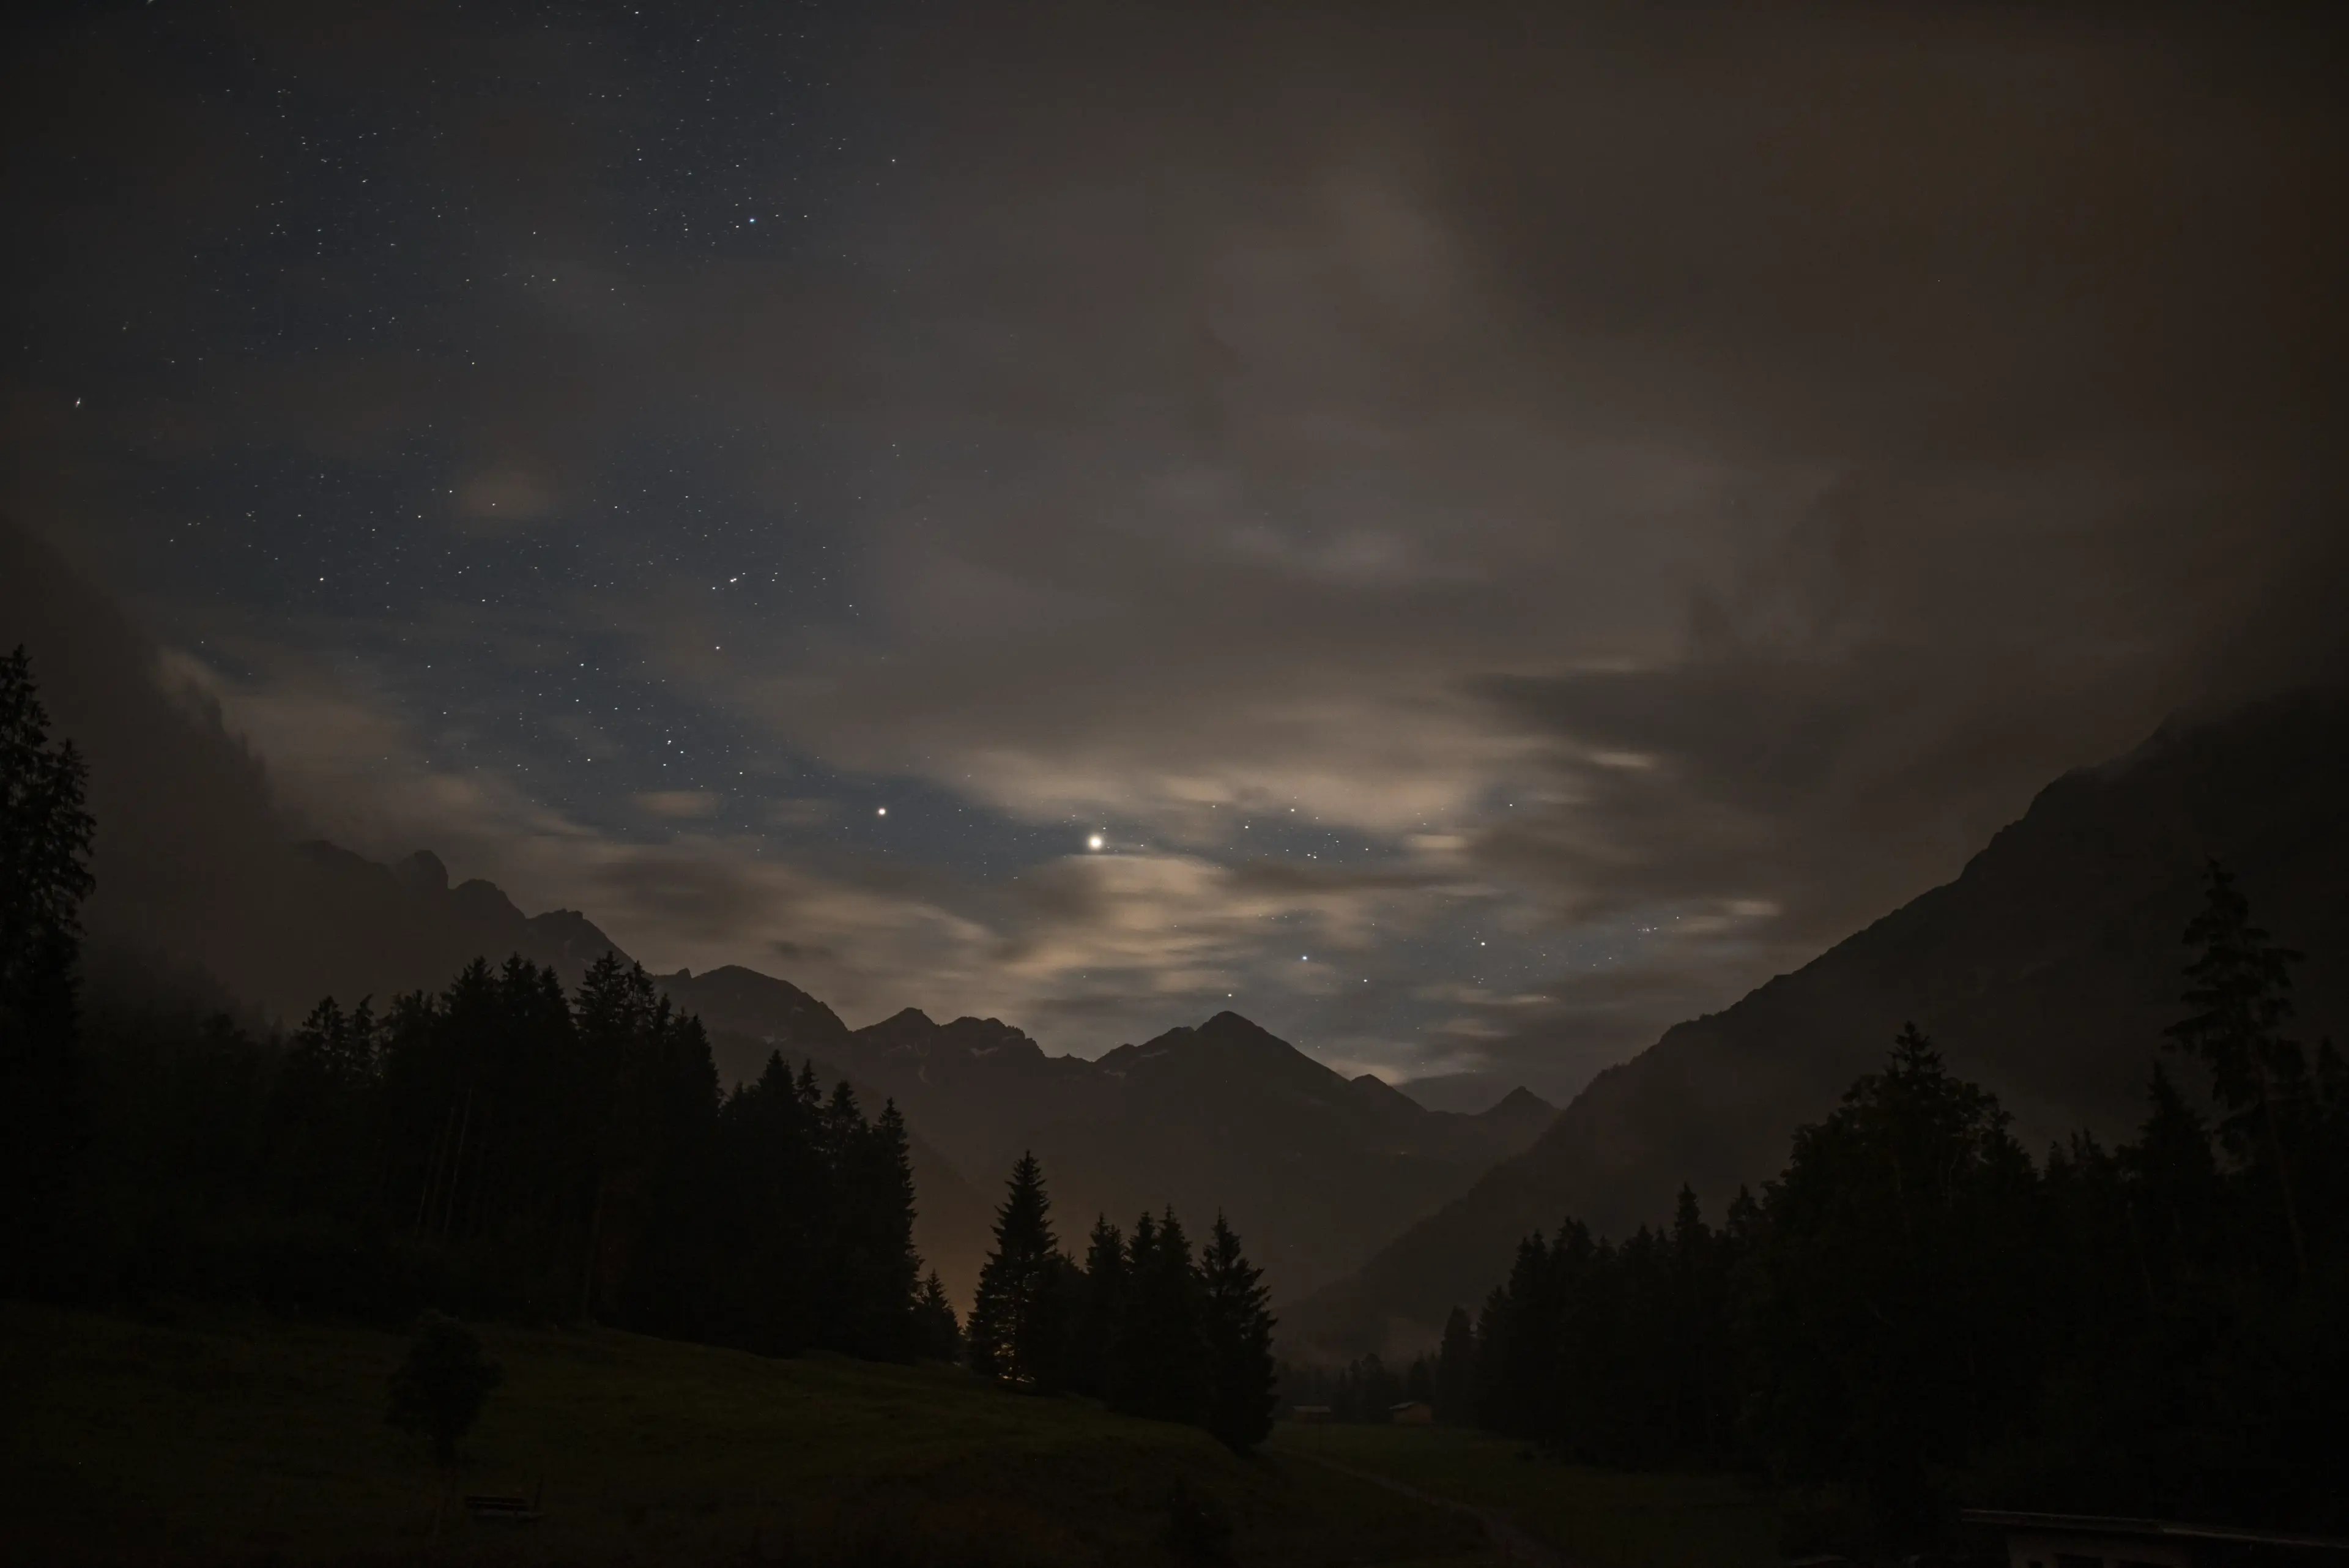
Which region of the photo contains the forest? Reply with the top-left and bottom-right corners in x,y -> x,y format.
7,620 -> 2344,1533
1301,870 -> 2348,1536
0,648 -> 1274,1454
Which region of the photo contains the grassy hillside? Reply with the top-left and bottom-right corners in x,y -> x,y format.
1269,1424 -> 1784,1568
0,1302 -> 1485,1567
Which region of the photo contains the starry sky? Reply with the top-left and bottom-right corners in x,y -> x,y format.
6,2 -> 2347,1100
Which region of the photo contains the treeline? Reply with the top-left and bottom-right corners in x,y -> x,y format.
1278,1353 -> 1438,1425
1439,869 -> 2347,1537
960,1152 -> 1280,1451
0,647 -> 953,1365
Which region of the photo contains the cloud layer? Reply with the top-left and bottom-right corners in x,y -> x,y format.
5,2 -> 2345,1097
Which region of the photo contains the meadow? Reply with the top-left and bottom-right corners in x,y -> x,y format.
1268,1422 -> 1786,1568
0,1301 -> 1487,1567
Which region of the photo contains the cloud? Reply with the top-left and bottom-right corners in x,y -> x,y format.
633,790 -> 723,820
6,2 -> 2346,1099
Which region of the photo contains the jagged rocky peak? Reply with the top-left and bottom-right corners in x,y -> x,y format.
395,849 -> 449,895
655,965 -> 849,1046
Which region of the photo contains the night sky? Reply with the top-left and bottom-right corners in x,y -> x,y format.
6,3 -> 2347,1098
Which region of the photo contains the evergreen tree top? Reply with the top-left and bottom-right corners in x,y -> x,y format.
2168,860 -> 2304,1116
0,644 -> 95,975
991,1150 -> 1056,1258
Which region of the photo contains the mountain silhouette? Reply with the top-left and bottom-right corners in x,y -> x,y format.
1020,1011 -> 1558,1301
648,986 -> 1556,1304
653,964 -> 852,1071
287,840 -> 628,997
1,518 -> 632,1016
2,514 -> 1548,1312
1284,689 -> 2349,1357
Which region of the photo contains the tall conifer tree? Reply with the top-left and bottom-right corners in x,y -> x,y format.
1434,1306 -> 1477,1424
2166,861 -> 2312,1280
1197,1212 -> 1277,1451
968,1152 -> 1060,1384
913,1272 -> 962,1361
1071,1215 -> 1127,1398
0,646 -> 93,1282
1115,1207 -> 1203,1421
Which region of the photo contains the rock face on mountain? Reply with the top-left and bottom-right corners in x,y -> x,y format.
845,1007 -> 1110,1180
1284,691 -> 2349,1359
2,518 -> 631,1017
285,841 -> 629,1001
653,965 -> 852,1080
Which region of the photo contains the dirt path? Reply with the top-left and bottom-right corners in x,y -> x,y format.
1282,1449 -> 1584,1567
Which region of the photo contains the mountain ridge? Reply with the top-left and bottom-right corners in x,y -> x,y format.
657,989 -> 1559,1305
1282,688 -> 2349,1358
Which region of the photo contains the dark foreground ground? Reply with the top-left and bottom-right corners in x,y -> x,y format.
1269,1424 -> 1784,1568
0,1301 -> 1490,1567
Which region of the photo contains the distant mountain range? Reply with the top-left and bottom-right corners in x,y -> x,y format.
23,513 -> 2344,1361
1,511 -> 1557,1313
657,966 -> 1556,1306
1283,690 -> 2349,1358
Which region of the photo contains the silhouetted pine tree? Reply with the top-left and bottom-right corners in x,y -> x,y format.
1745,1025 -> 2042,1534
823,1098 -> 921,1360
2118,1062 -> 2223,1297
1434,1305 -> 1475,1424
968,1152 -> 1061,1385
1469,1285 -> 1508,1429
268,994 -> 382,1222
1197,1212 -> 1276,1451
2167,861 -> 2312,1280
1067,1214 -> 1127,1398
913,1271 -> 962,1361
1113,1208 -> 1203,1421
0,645 -> 94,1285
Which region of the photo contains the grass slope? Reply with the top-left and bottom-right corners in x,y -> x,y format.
1269,1424 -> 1783,1568
0,1302 -> 1485,1567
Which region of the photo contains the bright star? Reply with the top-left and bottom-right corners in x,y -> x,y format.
876,806 -> 888,817
1087,833 -> 1104,850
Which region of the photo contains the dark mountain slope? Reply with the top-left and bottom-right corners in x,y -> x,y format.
1019,1012 -> 1557,1299
843,1008 -> 1108,1179
287,842 -> 629,998
637,984 -> 1558,1305
1286,691 -> 2349,1357
1469,1085 -> 1561,1149
1393,1071 -> 1527,1115
653,965 -> 852,1077
1,518 -> 628,1015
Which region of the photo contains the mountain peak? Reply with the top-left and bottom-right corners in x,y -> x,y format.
1285,689 -> 2349,1356
395,849 -> 448,894
1094,1012 -> 1347,1102
656,964 -> 850,1053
